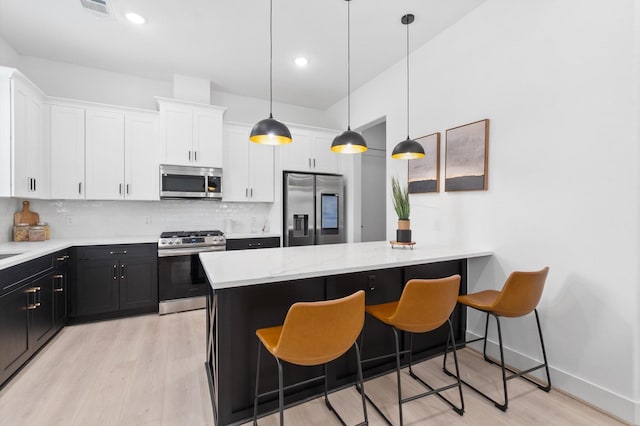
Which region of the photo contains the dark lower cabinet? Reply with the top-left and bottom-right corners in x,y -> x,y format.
0,250 -> 69,388
72,244 -> 157,322
226,236 -> 280,251
53,252 -> 70,330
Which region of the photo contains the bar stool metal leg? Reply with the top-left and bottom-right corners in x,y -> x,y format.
253,344 -> 262,425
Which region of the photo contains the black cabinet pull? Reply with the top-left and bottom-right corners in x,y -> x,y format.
121,264 -> 125,279
110,250 -> 127,255
113,264 -> 118,280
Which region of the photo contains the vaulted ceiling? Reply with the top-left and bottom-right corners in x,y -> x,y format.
0,0 -> 487,109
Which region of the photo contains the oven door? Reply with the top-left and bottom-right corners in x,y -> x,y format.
158,253 -> 210,313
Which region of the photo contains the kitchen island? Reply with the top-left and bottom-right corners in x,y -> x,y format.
200,241 -> 491,425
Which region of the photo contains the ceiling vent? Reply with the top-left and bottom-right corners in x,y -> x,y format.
79,0 -> 111,17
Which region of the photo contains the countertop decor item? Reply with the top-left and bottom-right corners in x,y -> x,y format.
249,0 -> 292,146
14,200 -> 39,226
391,13 -> 425,160
392,176 -> 413,243
331,0 -> 367,154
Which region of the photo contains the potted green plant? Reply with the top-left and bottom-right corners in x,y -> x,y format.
391,177 -> 412,242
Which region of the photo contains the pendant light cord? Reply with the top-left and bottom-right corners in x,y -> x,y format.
406,15 -> 410,139
269,0 -> 274,118
347,0 -> 351,131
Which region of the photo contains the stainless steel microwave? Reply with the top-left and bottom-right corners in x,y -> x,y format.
159,164 -> 222,200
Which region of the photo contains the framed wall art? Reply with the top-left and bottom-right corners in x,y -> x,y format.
408,132 -> 440,194
445,119 -> 489,191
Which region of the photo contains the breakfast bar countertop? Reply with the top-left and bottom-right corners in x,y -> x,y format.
200,241 -> 492,290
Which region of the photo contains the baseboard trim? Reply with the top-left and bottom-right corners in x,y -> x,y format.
465,331 -> 639,425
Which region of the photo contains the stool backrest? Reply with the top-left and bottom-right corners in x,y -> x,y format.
390,275 -> 461,333
274,290 -> 365,366
491,267 -> 549,317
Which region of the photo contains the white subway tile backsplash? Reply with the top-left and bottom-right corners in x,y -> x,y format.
5,199 -> 277,240
0,198 -> 19,242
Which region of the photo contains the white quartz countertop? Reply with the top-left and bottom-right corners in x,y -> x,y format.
0,236 -> 158,270
200,241 -> 492,290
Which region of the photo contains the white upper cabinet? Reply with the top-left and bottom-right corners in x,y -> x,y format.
49,104 -> 85,199
49,100 -> 160,201
0,68 -> 48,198
223,122 -> 274,202
125,112 -> 160,200
85,108 -> 125,200
282,126 -> 341,174
157,97 -> 226,167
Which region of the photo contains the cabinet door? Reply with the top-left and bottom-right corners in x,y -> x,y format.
85,109 -> 125,199
29,273 -> 55,348
163,105 -> 193,165
50,105 -> 85,199
12,79 -> 46,198
125,112 -> 160,200
222,123 -> 250,201
119,257 -> 158,311
193,108 -> 223,167
75,258 -> 120,316
282,129 -> 313,172
53,252 -> 70,330
248,142 -> 274,202
312,132 -> 340,173
0,283 -> 31,385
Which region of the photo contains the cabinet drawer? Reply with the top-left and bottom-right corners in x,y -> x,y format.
75,244 -> 156,260
0,255 -> 54,296
226,237 -> 280,251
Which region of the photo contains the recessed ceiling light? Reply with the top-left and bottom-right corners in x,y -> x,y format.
125,12 -> 146,24
294,57 -> 309,67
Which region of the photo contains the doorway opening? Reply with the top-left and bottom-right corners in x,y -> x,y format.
360,121 -> 386,242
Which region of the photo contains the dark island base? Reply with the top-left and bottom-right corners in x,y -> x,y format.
206,259 -> 467,425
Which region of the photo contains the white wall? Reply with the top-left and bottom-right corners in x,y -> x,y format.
212,90 -> 335,128
328,0 -> 640,422
18,56 -> 172,110
12,54 -> 333,128
0,36 -> 19,68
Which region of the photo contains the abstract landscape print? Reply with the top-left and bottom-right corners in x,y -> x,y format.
445,119 -> 489,191
408,132 -> 440,193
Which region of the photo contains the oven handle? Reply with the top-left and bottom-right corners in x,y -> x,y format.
157,246 -> 226,257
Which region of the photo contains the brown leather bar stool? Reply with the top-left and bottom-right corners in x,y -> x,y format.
361,275 -> 464,425
253,290 -> 368,426
445,267 -> 551,411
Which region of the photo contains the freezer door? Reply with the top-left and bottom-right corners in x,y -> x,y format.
315,175 -> 345,245
284,173 -> 315,246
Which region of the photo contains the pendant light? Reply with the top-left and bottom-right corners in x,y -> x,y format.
331,0 -> 367,154
250,0 -> 292,145
391,14 -> 425,159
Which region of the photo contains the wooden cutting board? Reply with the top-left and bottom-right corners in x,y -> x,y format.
14,200 -> 40,226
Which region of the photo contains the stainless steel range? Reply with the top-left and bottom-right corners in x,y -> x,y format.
157,230 -> 225,314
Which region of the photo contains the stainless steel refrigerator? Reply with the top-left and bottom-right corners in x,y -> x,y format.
283,172 -> 345,246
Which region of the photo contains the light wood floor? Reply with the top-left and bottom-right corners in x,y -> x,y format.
0,311 -> 625,426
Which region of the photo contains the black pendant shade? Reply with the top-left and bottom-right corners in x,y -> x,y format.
391,13 -> 424,160
391,136 -> 425,159
250,114 -> 292,145
250,0 -> 292,146
331,128 -> 367,153
331,0 -> 367,154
